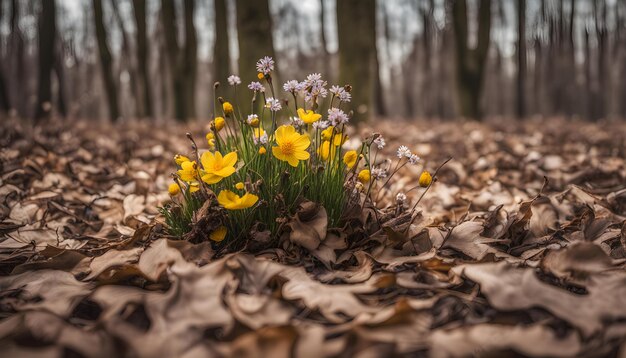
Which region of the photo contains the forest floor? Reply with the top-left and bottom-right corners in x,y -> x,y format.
1,117 -> 626,357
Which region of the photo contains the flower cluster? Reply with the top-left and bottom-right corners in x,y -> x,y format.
163,57 -> 437,245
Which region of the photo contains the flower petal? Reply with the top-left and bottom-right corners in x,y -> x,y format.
200,152 -> 214,169
222,151 -> 238,168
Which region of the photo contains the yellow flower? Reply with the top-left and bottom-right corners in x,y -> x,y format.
358,169 -> 371,183
206,132 -> 215,148
213,117 -> 225,132
235,182 -> 245,190
200,151 -> 237,184
419,171 -> 432,187
321,126 -> 347,146
174,154 -> 190,166
210,226 -> 227,242
248,117 -> 260,127
189,182 -> 200,193
177,161 -> 198,182
258,147 -> 267,155
343,150 -> 358,168
297,108 -> 322,124
222,102 -> 234,115
257,72 -> 264,79
321,126 -> 334,141
168,182 -> 181,196
272,125 -> 310,167
217,190 -> 259,210
318,140 -> 336,161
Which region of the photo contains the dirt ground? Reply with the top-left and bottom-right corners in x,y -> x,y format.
1,117 -> 626,357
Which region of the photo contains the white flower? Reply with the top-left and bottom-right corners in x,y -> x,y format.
289,116 -> 304,128
372,168 -> 388,180
303,73 -> 325,88
227,75 -> 241,85
248,81 -> 265,92
256,56 -> 274,75
312,120 -> 330,130
409,154 -> 420,164
396,192 -> 407,202
283,80 -> 299,93
373,136 -> 386,149
265,97 -> 282,112
330,85 -> 352,102
254,132 -> 269,145
328,108 -> 349,126
397,145 -> 411,159
329,85 -> 343,95
246,114 -> 258,125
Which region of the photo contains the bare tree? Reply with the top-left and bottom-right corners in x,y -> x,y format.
93,0 -> 120,120
132,0 -> 153,118
451,0 -> 492,119
35,0 -> 57,120
0,0 -> 11,113
213,0 -> 230,90
337,0 -> 377,121
516,0 -> 526,118
235,0 -> 277,88
161,0 -> 196,121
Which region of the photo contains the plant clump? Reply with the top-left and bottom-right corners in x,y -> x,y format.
161,57 -> 442,251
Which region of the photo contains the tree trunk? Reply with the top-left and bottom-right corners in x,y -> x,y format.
319,0 -> 331,81
213,0 -> 230,90
337,0 -> 376,122
235,0 -> 277,88
10,0 -> 26,116
161,0 -> 196,121
54,46 -> 67,117
132,0 -> 153,118
451,0 -> 491,120
183,0 -> 197,119
516,0 -> 526,118
35,0 -> 57,120
0,0 -> 10,113
93,0 -> 120,121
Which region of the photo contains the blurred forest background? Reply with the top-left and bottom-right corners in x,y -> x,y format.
0,0 -> 624,122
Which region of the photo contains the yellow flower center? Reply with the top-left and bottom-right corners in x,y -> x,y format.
280,141 -> 295,155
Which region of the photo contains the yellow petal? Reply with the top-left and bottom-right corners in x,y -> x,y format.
210,226 -> 227,242
294,150 -> 310,160
200,151 -> 215,169
222,151 -> 238,168
201,173 -> 223,184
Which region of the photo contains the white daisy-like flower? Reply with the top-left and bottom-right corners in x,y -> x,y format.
289,116 -> 305,128
265,97 -> 282,112
396,192 -> 407,202
248,81 -> 265,92
328,108 -> 349,126
256,56 -> 274,75
408,154 -> 420,164
372,168 -> 388,180
303,73 -> 324,87
338,91 -> 351,102
227,75 -> 241,85
397,145 -> 411,159
283,80 -> 299,93
329,85 -> 343,95
246,114 -> 258,125
373,136 -> 386,149
312,120 -> 330,130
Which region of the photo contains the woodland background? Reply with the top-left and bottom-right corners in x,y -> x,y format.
0,0 -> 624,123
